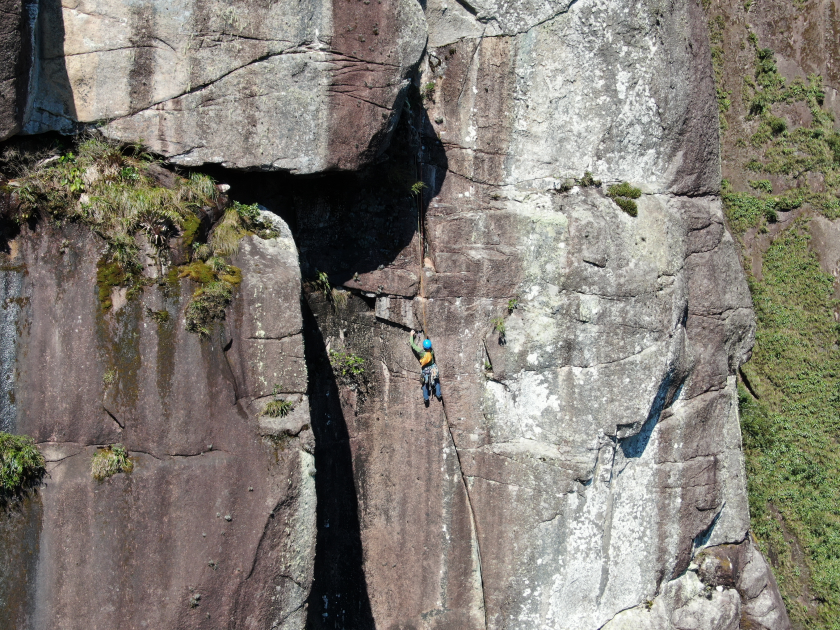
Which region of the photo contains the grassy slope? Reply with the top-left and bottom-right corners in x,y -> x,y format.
708,1 -> 840,627
740,225 -> 840,627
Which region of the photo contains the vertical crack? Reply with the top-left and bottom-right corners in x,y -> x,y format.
441,404 -> 489,630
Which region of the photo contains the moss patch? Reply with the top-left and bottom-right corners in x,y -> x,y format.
181,213 -> 201,249
607,182 -> 642,217
178,261 -> 216,285
96,258 -> 128,311
185,282 -> 234,337
218,265 -> 242,286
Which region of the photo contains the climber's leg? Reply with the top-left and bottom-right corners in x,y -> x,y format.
434,380 -> 442,400
422,382 -> 431,403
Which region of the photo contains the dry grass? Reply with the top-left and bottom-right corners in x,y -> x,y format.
91,444 -> 134,481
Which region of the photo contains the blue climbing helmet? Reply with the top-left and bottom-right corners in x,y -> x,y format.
423,339 -> 432,350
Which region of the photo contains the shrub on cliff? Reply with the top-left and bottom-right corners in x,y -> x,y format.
329,350 -> 366,387
263,400 -> 294,418
91,444 -> 134,481
3,136 -> 280,337
4,135 -> 223,313
185,281 -> 234,337
0,432 -> 46,499
10,136 -> 218,246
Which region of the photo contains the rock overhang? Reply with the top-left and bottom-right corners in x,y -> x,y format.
20,0 -> 428,173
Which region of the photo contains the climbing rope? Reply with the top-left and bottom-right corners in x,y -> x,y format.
416,157 -> 428,336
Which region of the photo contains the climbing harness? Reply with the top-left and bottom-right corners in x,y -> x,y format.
421,364 -> 439,385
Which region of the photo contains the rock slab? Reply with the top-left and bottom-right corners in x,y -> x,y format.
0,215 -> 315,629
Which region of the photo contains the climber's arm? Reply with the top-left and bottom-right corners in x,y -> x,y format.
409,330 -> 423,356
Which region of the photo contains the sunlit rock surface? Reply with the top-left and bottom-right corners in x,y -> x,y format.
22,0 -> 426,172
0,0 -> 794,627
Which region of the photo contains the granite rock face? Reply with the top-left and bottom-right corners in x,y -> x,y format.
0,0 -> 794,627
22,0 -> 426,172
290,0 -> 789,627
0,214 -> 316,629
603,537 -> 790,630
0,0 -> 36,140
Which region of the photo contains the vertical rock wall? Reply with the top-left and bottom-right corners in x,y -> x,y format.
288,0 -> 790,627
0,215 -> 316,629
0,0 -> 36,140
0,0 -> 797,626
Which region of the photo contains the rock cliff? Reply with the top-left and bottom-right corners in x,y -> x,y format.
0,0 -> 36,141
0,0 -> 800,628
0,210 -> 317,628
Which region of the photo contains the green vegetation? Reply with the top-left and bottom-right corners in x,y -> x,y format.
263,399 -> 294,418
708,15 -> 731,129
492,316 -> 507,344
102,369 -> 117,386
708,14 -> 840,624
748,179 -> 773,193
4,136 -> 217,313
177,201 -> 271,336
738,222 -> 840,628
181,213 -> 201,249
722,191 -> 779,234
262,384 -> 296,418
185,281 -> 233,337
331,287 -> 349,310
0,432 -> 45,499
8,135 -> 218,257
607,182 -> 642,217
738,41 -> 840,218
577,171 -> 601,187
91,444 -> 133,481
1,136 -> 279,336
146,308 -> 170,324
507,297 -> 519,312
314,270 -> 331,299
329,350 -> 365,380
96,258 -> 130,310
421,82 -> 436,101
410,181 -> 427,197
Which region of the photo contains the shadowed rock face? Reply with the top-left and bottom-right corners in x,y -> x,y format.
20,0 -> 426,172
0,0 -> 36,140
0,215 -> 316,629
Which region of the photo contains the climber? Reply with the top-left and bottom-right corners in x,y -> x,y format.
409,329 -> 442,406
